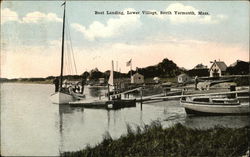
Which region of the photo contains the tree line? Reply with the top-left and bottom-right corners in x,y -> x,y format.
0,59 -> 249,83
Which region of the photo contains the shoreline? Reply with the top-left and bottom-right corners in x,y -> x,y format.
61,122 -> 250,157
0,80 -> 53,84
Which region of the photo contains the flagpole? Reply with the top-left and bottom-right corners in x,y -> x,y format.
130,59 -> 132,79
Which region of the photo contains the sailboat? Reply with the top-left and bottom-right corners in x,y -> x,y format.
50,1 -> 85,104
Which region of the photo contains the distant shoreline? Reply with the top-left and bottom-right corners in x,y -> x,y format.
0,80 -> 53,84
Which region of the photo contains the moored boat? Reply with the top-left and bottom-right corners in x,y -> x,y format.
180,95 -> 250,115
50,92 -> 76,104
50,1 -> 85,104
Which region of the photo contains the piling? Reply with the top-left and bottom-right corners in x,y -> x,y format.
107,84 -> 110,100
140,87 -> 143,110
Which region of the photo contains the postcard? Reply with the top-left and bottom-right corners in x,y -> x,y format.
1,0 -> 249,156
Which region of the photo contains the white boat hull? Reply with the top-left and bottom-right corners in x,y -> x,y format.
50,92 -> 76,104
181,101 -> 250,115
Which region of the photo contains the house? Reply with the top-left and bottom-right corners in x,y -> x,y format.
131,72 -> 144,84
227,60 -> 249,75
99,78 -> 105,84
177,74 -> 191,84
209,60 -> 227,77
153,77 -> 160,83
187,63 -> 209,77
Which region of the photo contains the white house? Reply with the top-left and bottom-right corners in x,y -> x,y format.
209,60 -> 227,77
153,77 -> 160,83
177,74 -> 191,84
99,78 -> 105,84
131,72 -> 144,84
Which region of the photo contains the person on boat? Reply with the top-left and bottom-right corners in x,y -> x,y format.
53,77 -> 59,92
72,84 -> 78,93
194,76 -> 198,90
68,85 -> 74,94
75,81 -> 84,94
62,79 -> 69,88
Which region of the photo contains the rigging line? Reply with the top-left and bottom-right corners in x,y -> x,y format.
64,49 -> 69,75
67,40 -> 73,75
68,34 -> 74,75
66,18 -> 78,75
65,40 -> 72,75
65,37 -> 73,75
65,19 -> 73,75
68,24 -> 77,75
64,17 -> 73,75
66,45 -> 72,75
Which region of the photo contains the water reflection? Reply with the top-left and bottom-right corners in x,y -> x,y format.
184,115 -> 250,129
87,87 -> 106,97
57,103 -> 149,152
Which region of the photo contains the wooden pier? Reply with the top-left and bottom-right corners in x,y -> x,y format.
69,98 -> 136,109
69,84 -> 249,110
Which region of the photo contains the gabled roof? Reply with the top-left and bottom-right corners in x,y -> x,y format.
209,61 -> 227,71
132,72 -> 143,76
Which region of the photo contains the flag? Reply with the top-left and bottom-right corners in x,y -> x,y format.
61,1 -> 66,6
126,59 -> 132,67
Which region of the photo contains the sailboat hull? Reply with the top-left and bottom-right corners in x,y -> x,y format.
50,92 -> 75,104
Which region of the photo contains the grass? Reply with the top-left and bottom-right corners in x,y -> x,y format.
61,121 -> 249,157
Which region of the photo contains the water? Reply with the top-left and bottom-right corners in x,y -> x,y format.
1,83 -> 249,156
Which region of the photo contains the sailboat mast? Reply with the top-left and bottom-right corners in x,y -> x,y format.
59,1 -> 66,91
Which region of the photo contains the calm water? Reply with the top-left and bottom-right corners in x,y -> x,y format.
1,83 -> 249,156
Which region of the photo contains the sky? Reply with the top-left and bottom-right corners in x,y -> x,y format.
1,0 -> 249,78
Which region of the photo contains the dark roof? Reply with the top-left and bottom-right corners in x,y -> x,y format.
229,60 -> 249,67
193,63 -> 208,69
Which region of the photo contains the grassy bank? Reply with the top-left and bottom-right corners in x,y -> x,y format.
62,122 -> 249,157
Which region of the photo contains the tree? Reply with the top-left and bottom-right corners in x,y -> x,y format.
82,71 -> 90,79
89,68 -> 105,80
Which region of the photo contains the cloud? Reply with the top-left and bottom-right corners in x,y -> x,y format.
71,8 -> 141,41
22,11 -> 62,23
152,3 -> 227,24
1,8 -> 20,24
1,8 -> 62,25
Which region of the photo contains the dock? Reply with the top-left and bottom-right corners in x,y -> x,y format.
69,85 -> 249,110
69,86 -> 183,109
69,98 -> 136,109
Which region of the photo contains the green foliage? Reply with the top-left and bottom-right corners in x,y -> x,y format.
82,71 -> 90,79
61,123 -> 249,157
227,61 -> 249,75
137,58 -> 182,78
